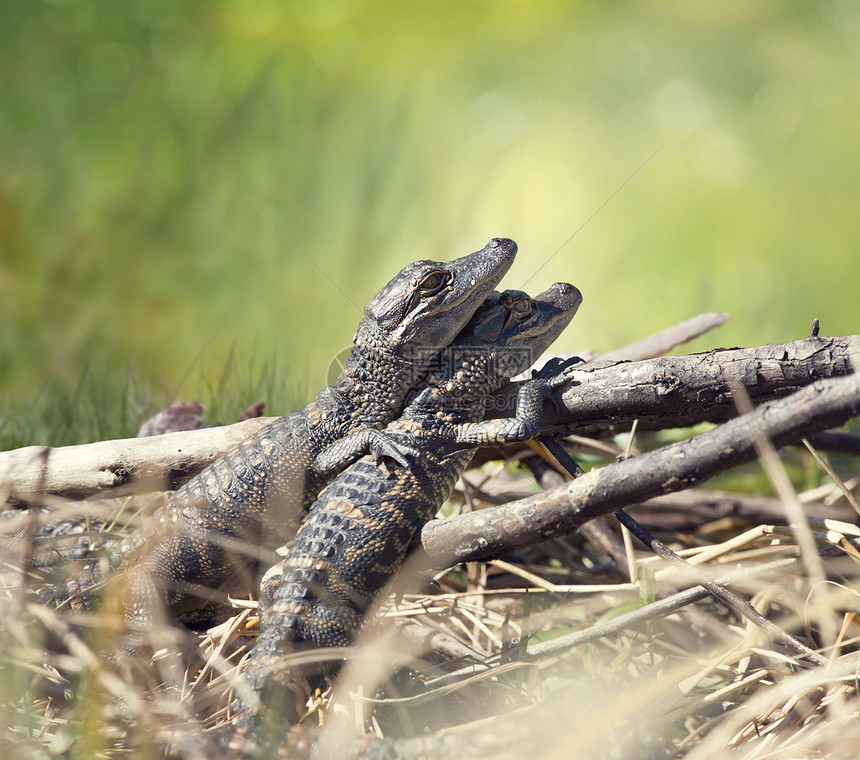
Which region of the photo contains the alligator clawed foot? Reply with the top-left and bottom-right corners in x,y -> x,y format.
531,355 -> 584,410
368,436 -> 411,470
533,354 -> 584,383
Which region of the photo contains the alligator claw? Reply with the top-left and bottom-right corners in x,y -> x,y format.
532,355 -> 584,384
369,437 -> 412,470
530,355 -> 584,411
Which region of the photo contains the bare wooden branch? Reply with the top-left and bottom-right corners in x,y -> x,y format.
417,373 -> 860,568
599,311 -> 730,362
0,418 -> 273,502
627,489 -> 858,530
1,335 -> 857,503
525,449 -> 630,572
488,334 -> 859,431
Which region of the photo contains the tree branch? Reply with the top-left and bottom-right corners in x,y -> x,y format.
488,334 -> 859,432
1,336 -> 856,503
417,373 -> 860,568
599,311 -> 729,362
0,418 -> 272,502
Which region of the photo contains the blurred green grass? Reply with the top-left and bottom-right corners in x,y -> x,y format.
1,1 -> 858,448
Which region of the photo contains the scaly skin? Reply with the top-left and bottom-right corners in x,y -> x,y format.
39,240 -> 517,653
232,282 -> 583,757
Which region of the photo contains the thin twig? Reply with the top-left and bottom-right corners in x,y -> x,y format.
542,438 -> 829,666
611,509 -> 828,667
600,312 -> 730,362
802,437 -> 860,518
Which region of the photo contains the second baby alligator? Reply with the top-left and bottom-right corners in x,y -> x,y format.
41,239 -> 517,657
232,281 -> 583,756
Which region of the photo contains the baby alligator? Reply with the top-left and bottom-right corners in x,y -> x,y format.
233,282 -> 582,757
40,239 -> 516,659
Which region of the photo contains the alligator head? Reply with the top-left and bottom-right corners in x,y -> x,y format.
412,282 -> 582,414
479,282 -> 583,382
358,237 -> 518,358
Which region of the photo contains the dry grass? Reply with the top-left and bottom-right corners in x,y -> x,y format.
3,439 -> 860,759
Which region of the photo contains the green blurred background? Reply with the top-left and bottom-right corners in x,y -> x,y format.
2,0 -> 858,447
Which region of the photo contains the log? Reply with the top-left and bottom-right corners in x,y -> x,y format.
1,335 -> 857,503
417,373 -> 860,568
0,418 -> 273,503
488,334 -> 859,431
598,311 -> 729,362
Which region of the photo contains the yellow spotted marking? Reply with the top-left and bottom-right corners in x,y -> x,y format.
326,500 -> 364,519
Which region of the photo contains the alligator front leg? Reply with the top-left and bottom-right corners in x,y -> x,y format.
452,356 -> 583,445
314,429 -> 414,474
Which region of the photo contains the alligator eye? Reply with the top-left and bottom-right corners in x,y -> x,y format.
418,270 -> 448,295
512,297 -> 533,318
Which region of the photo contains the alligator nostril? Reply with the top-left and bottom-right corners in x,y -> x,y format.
546,282 -> 583,308
488,237 -> 516,252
